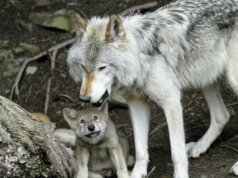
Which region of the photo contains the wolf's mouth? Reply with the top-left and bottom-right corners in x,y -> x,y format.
93,90 -> 109,107
85,131 -> 101,138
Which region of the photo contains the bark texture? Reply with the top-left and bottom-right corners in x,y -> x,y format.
0,96 -> 73,178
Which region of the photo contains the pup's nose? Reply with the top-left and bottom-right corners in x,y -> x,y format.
88,125 -> 95,131
79,95 -> 91,102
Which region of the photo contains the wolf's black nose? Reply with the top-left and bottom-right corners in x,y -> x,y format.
88,125 -> 95,131
79,95 -> 91,102
102,90 -> 109,99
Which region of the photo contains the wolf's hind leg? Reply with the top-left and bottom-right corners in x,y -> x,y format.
225,26 -> 238,174
226,24 -> 238,94
186,83 -> 230,158
226,33 -> 238,94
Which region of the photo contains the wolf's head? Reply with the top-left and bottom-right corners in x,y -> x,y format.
67,14 -> 140,105
63,102 -> 109,144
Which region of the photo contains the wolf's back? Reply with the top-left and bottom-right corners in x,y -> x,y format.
163,0 -> 238,26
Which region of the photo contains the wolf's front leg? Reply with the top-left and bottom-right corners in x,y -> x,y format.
109,144 -> 130,178
75,146 -> 89,178
128,99 -> 150,178
161,94 -> 189,178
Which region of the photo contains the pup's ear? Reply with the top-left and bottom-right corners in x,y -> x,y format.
105,15 -> 126,42
75,13 -> 88,37
98,101 -> 108,115
63,108 -> 78,128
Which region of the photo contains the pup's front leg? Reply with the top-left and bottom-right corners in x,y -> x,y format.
109,144 -> 130,178
75,146 -> 89,178
128,99 -> 150,178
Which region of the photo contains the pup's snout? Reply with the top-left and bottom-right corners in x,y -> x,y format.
88,124 -> 95,131
79,95 -> 91,102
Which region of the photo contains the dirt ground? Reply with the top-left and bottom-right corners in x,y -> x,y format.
1,0 -> 238,178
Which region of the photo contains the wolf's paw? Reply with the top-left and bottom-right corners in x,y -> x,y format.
174,173 -> 189,178
130,160 -> 147,178
230,161 -> 238,175
174,169 -> 189,178
186,142 -> 204,158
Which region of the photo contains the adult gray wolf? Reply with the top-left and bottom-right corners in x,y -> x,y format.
54,102 -> 133,178
66,0 -> 238,177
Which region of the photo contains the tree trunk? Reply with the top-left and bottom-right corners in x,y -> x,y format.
0,96 -> 73,178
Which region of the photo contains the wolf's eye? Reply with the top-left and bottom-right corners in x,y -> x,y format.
80,119 -> 85,124
80,64 -> 86,71
98,66 -> 106,71
94,115 -> 99,121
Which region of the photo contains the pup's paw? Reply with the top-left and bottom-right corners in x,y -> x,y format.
130,160 -> 147,178
230,161 -> 238,175
186,142 -> 203,158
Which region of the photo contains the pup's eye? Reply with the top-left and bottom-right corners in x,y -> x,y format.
98,66 -> 106,71
80,119 -> 85,124
94,115 -> 99,121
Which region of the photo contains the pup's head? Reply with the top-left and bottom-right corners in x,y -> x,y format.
67,14 -> 139,105
63,102 -> 109,144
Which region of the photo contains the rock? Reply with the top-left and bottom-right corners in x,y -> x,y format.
15,19 -> 33,33
0,95 -> 73,177
20,43 -> 40,55
26,66 -> 38,75
30,10 -> 76,32
12,47 -> 25,55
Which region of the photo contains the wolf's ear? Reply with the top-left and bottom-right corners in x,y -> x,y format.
75,14 -> 88,37
63,108 -> 78,128
98,101 -> 108,115
105,15 -> 126,42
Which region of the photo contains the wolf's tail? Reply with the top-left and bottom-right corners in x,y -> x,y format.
54,128 -> 76,147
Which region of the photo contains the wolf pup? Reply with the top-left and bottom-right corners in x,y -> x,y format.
54,102 -> 132,178
67,0 -> 238,177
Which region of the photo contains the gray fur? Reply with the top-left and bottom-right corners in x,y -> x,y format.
67,0 -> 238,177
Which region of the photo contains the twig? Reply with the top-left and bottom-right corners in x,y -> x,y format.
117,124 -> 130,130
185,125 -> 207,133
58,93 -> 79,103
10,51 -> 48,99
120,2 -> 158,16
226,135 -> 238,143
51,48 -> 58,71
147,166 -> 156,178
219,135 -> 238,146
44,44 -> 59,114
150,122 -> 167,136
220,144 -> 238,154
226,101 -> 238,107
10,37 -> 76,100
44,78 -> 52,115
67,101 -> 82,107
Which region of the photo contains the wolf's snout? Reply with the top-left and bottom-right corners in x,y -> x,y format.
79,95 -> 91,102
88,124 -> 95,131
